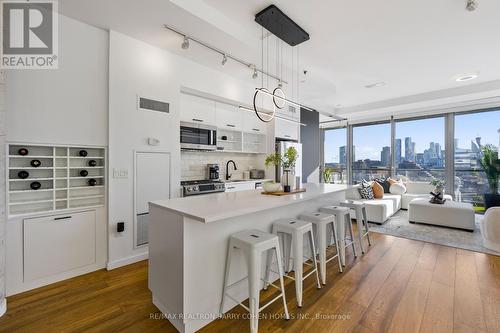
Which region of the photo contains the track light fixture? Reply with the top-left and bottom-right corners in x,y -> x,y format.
181,36 -> 189,49
221,54 -> 227,65
466,0 -> 477,11
252,68 -> 258,79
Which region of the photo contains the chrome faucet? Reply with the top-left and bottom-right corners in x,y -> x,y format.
226,160 -> 237,180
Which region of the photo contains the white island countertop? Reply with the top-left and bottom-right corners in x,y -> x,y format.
150,183 -> 355,223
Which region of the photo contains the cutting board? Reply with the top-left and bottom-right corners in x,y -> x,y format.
262,188 -> 306,196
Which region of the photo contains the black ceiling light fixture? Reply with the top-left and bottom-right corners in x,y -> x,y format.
254,5 -> 310,46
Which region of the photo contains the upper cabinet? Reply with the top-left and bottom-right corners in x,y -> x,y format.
215,102 -> 242,131
180,93 -> 216,125
275,105 -> 300,141
242,111 -> 267,134
276,105 -> 299,121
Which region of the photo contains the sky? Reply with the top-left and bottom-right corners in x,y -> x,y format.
324,109 -> 500,163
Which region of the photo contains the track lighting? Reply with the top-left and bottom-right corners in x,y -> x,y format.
221,54 -> 227,65
252,68 -> 258,79
466,0 -> 477,11
181,36 -> 190,49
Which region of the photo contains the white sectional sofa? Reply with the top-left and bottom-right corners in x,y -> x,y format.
346,181 -> 453,224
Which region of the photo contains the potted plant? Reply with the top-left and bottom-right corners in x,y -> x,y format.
265,147 -> 298,192
322,167 -> 334,183
479,145 -> 500,210
429,178 -> 445,194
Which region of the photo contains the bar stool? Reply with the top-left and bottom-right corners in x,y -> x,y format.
319,205 -> 357,266
299,212 -> 343,285
265,218 -> 321,307
338,200 -> 372,254
220,229 -> 289,333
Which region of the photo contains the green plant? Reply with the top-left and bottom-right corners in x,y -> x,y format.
265,147 -> 298,170
429,178 -> 445,189
322,167 -> 334,183
479,144 -> 500,194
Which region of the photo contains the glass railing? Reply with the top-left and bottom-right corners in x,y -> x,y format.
352,169 -> 391,184
454,170 -> 490,214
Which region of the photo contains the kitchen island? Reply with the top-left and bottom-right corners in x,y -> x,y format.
148,183 -> 354,333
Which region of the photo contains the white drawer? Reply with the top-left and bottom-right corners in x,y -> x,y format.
23,210 -> 96,281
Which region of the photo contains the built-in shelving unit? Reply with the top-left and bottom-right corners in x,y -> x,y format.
217,129 -> 267,154
7,144 -> 106,216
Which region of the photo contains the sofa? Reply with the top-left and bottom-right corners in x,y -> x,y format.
346,181 -> 453,224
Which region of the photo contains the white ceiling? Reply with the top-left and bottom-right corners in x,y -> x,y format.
59,0 -> 500,119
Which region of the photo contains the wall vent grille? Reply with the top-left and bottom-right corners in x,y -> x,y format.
138,97 -> 170,114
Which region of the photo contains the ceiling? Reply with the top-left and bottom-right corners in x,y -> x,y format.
59,0 -> 500,119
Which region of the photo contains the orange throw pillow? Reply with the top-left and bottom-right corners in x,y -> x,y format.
371,181 -> 384,199
387,178 -> 398,186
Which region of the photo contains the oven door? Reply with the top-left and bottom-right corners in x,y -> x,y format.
180,122 -> 217,150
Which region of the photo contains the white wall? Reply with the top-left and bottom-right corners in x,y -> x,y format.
0,69 -> 6,315
107,31 -> 262,268
4,15 -> 109,295
5,15 -> 108,146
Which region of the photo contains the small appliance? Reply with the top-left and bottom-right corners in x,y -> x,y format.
180,121 -> 217,151
207,164 -> 220,180
250,169 -> 265,179
181,179 -> 225,197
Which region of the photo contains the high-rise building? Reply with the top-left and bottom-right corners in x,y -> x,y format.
404,137 -> 415,162
381,146 -> 391,167
395,139 -> 402,165
339,146 -> 346,165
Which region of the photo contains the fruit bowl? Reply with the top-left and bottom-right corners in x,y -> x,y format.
263,181 -> 281,193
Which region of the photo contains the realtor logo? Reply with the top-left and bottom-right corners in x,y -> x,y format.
1,0 -> 58,69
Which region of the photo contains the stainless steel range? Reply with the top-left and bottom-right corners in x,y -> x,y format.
181,179 -> 225,197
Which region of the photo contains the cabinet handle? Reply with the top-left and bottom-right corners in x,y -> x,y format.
226,124 -> 235,128
284,135 -> 291,138
227,186 -> 235,190
54,216 -> 72,221
192,118 -> 203,122
252,128 -> 260,132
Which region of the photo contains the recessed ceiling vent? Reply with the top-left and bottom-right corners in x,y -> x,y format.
255,5 -> 309,46
137,96 -> 170,114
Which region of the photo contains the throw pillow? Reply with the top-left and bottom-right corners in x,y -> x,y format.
387,178 -> 398,186
376,178 -> 391,193
371,181 -> 384,199
358,180 -> 375,200
389,182 -> 407,195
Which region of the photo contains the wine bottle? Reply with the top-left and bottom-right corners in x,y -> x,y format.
18,148 -> 29,156
79,150 -> 88,157
88,179 -> 97,186
30,181 -> 41,190
30,159 -> 41,167
18,170 -> 29,179
88,160 -> 97,167
80,170 -> 88,177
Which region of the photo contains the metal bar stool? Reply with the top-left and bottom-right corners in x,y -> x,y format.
319,205 -> 357,266
220,229 -> 289,333
265,218 -> 321,307
338,200 -> 372,253
299,211 -> 343,284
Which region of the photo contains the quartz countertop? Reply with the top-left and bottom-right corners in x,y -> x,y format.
150,183 -> 354,223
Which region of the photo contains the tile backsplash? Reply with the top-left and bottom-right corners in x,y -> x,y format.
181,151 -> 268,181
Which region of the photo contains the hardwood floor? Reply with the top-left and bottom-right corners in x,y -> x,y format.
1,233 -> 499,333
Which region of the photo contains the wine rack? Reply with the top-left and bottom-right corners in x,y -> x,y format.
7,144 -> 106,216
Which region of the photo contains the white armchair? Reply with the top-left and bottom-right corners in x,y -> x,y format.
481,207 -> 500,252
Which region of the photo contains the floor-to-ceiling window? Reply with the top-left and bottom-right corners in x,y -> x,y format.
395,116 -> 446,182
352,122 -> 391,183
454,109 -> 500,213
323,127 -> 347,183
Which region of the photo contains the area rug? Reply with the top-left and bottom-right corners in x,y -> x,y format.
368,210 -> 499,256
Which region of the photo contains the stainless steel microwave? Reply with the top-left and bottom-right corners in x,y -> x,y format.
180,121 -> 217,151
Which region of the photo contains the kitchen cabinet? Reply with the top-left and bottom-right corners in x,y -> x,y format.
23,210 -> 96,281
180,93 -> 216,125
216,102 -> 242,131
275,118 -> 299,141
276,105 -> 299,121
224,181 -> 256,192
242,111 -> 267,134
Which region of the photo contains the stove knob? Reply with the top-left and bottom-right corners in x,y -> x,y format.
186,188 -> 191,192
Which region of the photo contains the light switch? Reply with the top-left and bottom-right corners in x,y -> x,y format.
113,168 -> 129,179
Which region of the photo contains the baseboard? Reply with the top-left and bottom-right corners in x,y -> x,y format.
106,252 -> 148,270
0,298 -> 6,317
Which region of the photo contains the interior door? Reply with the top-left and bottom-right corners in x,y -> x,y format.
135,152 -> 170,247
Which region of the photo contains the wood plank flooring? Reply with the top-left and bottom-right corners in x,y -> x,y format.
1,233 -> 499,333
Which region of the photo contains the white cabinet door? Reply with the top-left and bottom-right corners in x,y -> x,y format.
225,182 -> 256,192
24,210 -> 96,281
216,102 -> 242,131
242,111 -> 267,134
180,93 -> 216,125
275,118 -> 299,141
